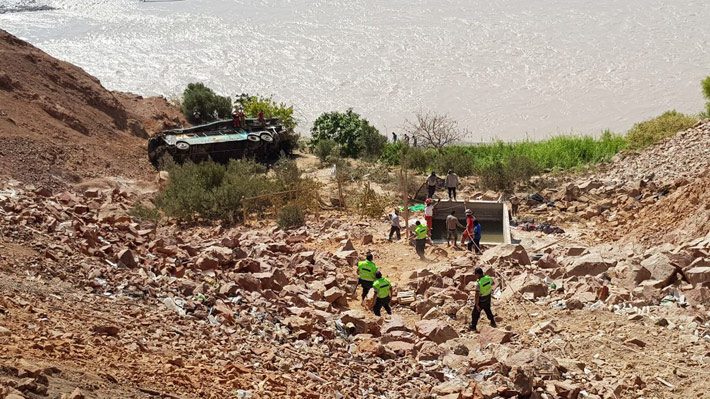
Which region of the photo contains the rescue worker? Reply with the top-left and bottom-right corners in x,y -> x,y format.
472,219 -> 482,254
470,267 -> 496,332
412,220 -> 428,260
461,208 -> 475,249
356,253 -> 378,305
372,271 -> 392,316
424,198 -> 440,237
445,170 -> 459,201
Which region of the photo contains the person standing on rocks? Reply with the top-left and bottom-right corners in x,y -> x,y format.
446,210 -> 464,248
509,195 -> 520,217
424,198 -> 439,237
471,219 -> 482,254
470,267 -> 496,332
461,208 -> 475,249
445,170 -> 459,201
356,253 -> 378,305
426,171 -> 438,199
388,208 -> 401,241
372,271 -> 393,316
412,220 -> 428,260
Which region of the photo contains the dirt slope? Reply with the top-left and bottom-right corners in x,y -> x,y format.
0,29 -> 185,189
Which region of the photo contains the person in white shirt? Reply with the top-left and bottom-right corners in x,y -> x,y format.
445,170 -> 459,201
388,209 -> 401,241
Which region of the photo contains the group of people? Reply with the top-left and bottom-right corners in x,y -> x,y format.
232,109 -> 267,128
356,253 -> 496,332
427,170 -> 459,201
391,132 -> 417,147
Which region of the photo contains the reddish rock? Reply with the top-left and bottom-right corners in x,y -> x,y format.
361,234 -> 373,245
414,340 -> 445,361
284,316 -> 314,333
219,283 -> 239,296
686,266 -> 710,285
479,326 -> 513,346
385,341 -> 414,356
481,244 -> 531,265
415,319 -> 459,344
357,339 -> 385,356
640,254 -> 678,286
196,255 -> 219,271
117,248 -> 138,268
235,274 -> 261,291
565,253 -> 616,276
236,258 -> 261,273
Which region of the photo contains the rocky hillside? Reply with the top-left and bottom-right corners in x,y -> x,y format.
0,29 -> 186,188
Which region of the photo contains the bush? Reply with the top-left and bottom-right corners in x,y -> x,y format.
626,111 -> 698,150
702,76 -> 710,117
277,205 -> 305,229
357,123 -> 388,160
181,83 -> 232,124
379,142 -> 404,166
153,158 -> 317,223
435,149 -> 475,177
405,147 -> 435,173
129,201 -> 160,222
235,93 -> 297,130
313,138 -> 338,162
477,155 -> 540,191
311,108 -> 383,158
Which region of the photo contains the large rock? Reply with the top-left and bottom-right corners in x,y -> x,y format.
195,255 -> 219,271
414,319 -> 459,344
479,326 -> 513,346
686,266 -> 710,285
340,310 -> 381,336
385,341 -> 414,356
481,244 -> 530,265
501,272 -> 548,299
413,340 -> 445,361
565,253 -> 616,277
640,254 -> 678,286
117,249 -> 138,268
234,274 -> 261,291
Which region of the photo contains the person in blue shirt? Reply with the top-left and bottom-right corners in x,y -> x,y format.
469,220 -> 482,254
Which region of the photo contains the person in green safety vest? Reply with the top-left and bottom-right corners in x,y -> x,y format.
411,220 -> 428,260
356,253 -> 378,305
372,271 -> 393,316
470,267 -> 497,332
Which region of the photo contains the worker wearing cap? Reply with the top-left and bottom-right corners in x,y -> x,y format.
471,267 -> 496,331
412,220 -> 428,260
372,271 -> 392,316
426,171 -> 438,198
357,253 -> 378,304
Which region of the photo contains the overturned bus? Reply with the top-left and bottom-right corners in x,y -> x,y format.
148,117 -> 294,167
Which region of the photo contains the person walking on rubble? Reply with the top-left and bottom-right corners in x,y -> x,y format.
356,253 -> 378,305
372,271 -> 393,316
470,267 -> 496,332
424,198 -> 439,238
389,208 -> 401,241
412,220 -> 428,260
446,210 -> 464,248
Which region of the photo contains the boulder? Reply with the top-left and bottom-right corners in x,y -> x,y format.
235,274 -> 261,291
685,266 -> 710,285
385,341 -> 414,356
481,244 -> 530,265
502,272 -> 548,299
117,249 -> 138,268
537,253 -> 559,269
565,253 -> 616,277
361,234 -> 373,245
640,254 -> 678,286
479,326 -> 512,346
195,255 -> 219,271
340,310 -> 381,336
357,339 -> 385,357
413,340 -> 445,361
566,247 -> 588,257
415,319 -> 459,344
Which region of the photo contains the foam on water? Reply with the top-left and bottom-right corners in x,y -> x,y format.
1,0 -> 709,139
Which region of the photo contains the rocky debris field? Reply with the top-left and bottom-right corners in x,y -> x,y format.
1,177 -> 709,399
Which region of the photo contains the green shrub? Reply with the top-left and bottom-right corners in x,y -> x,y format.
311,108 -> 382,158
436,149 -> 475,177
405,147 -> 435,173
379,142 -> 404,166
235,93 -> 297,130
181,83 -> 232,124
702,76 -> 710,117
277,205 -> 305,229
357,123 -> 388,160
313,138 -> 338,162
129,201 -> 160,222
478,160 -> 511,191
626,111 -> 698,150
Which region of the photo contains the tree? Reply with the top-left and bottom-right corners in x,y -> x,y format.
405,111 -> 467,152
702,76 -> 710,117
310,108 -> 383,158
235,93 -> 297,130
357,122 -> 388,160
181,83 -> 232,124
